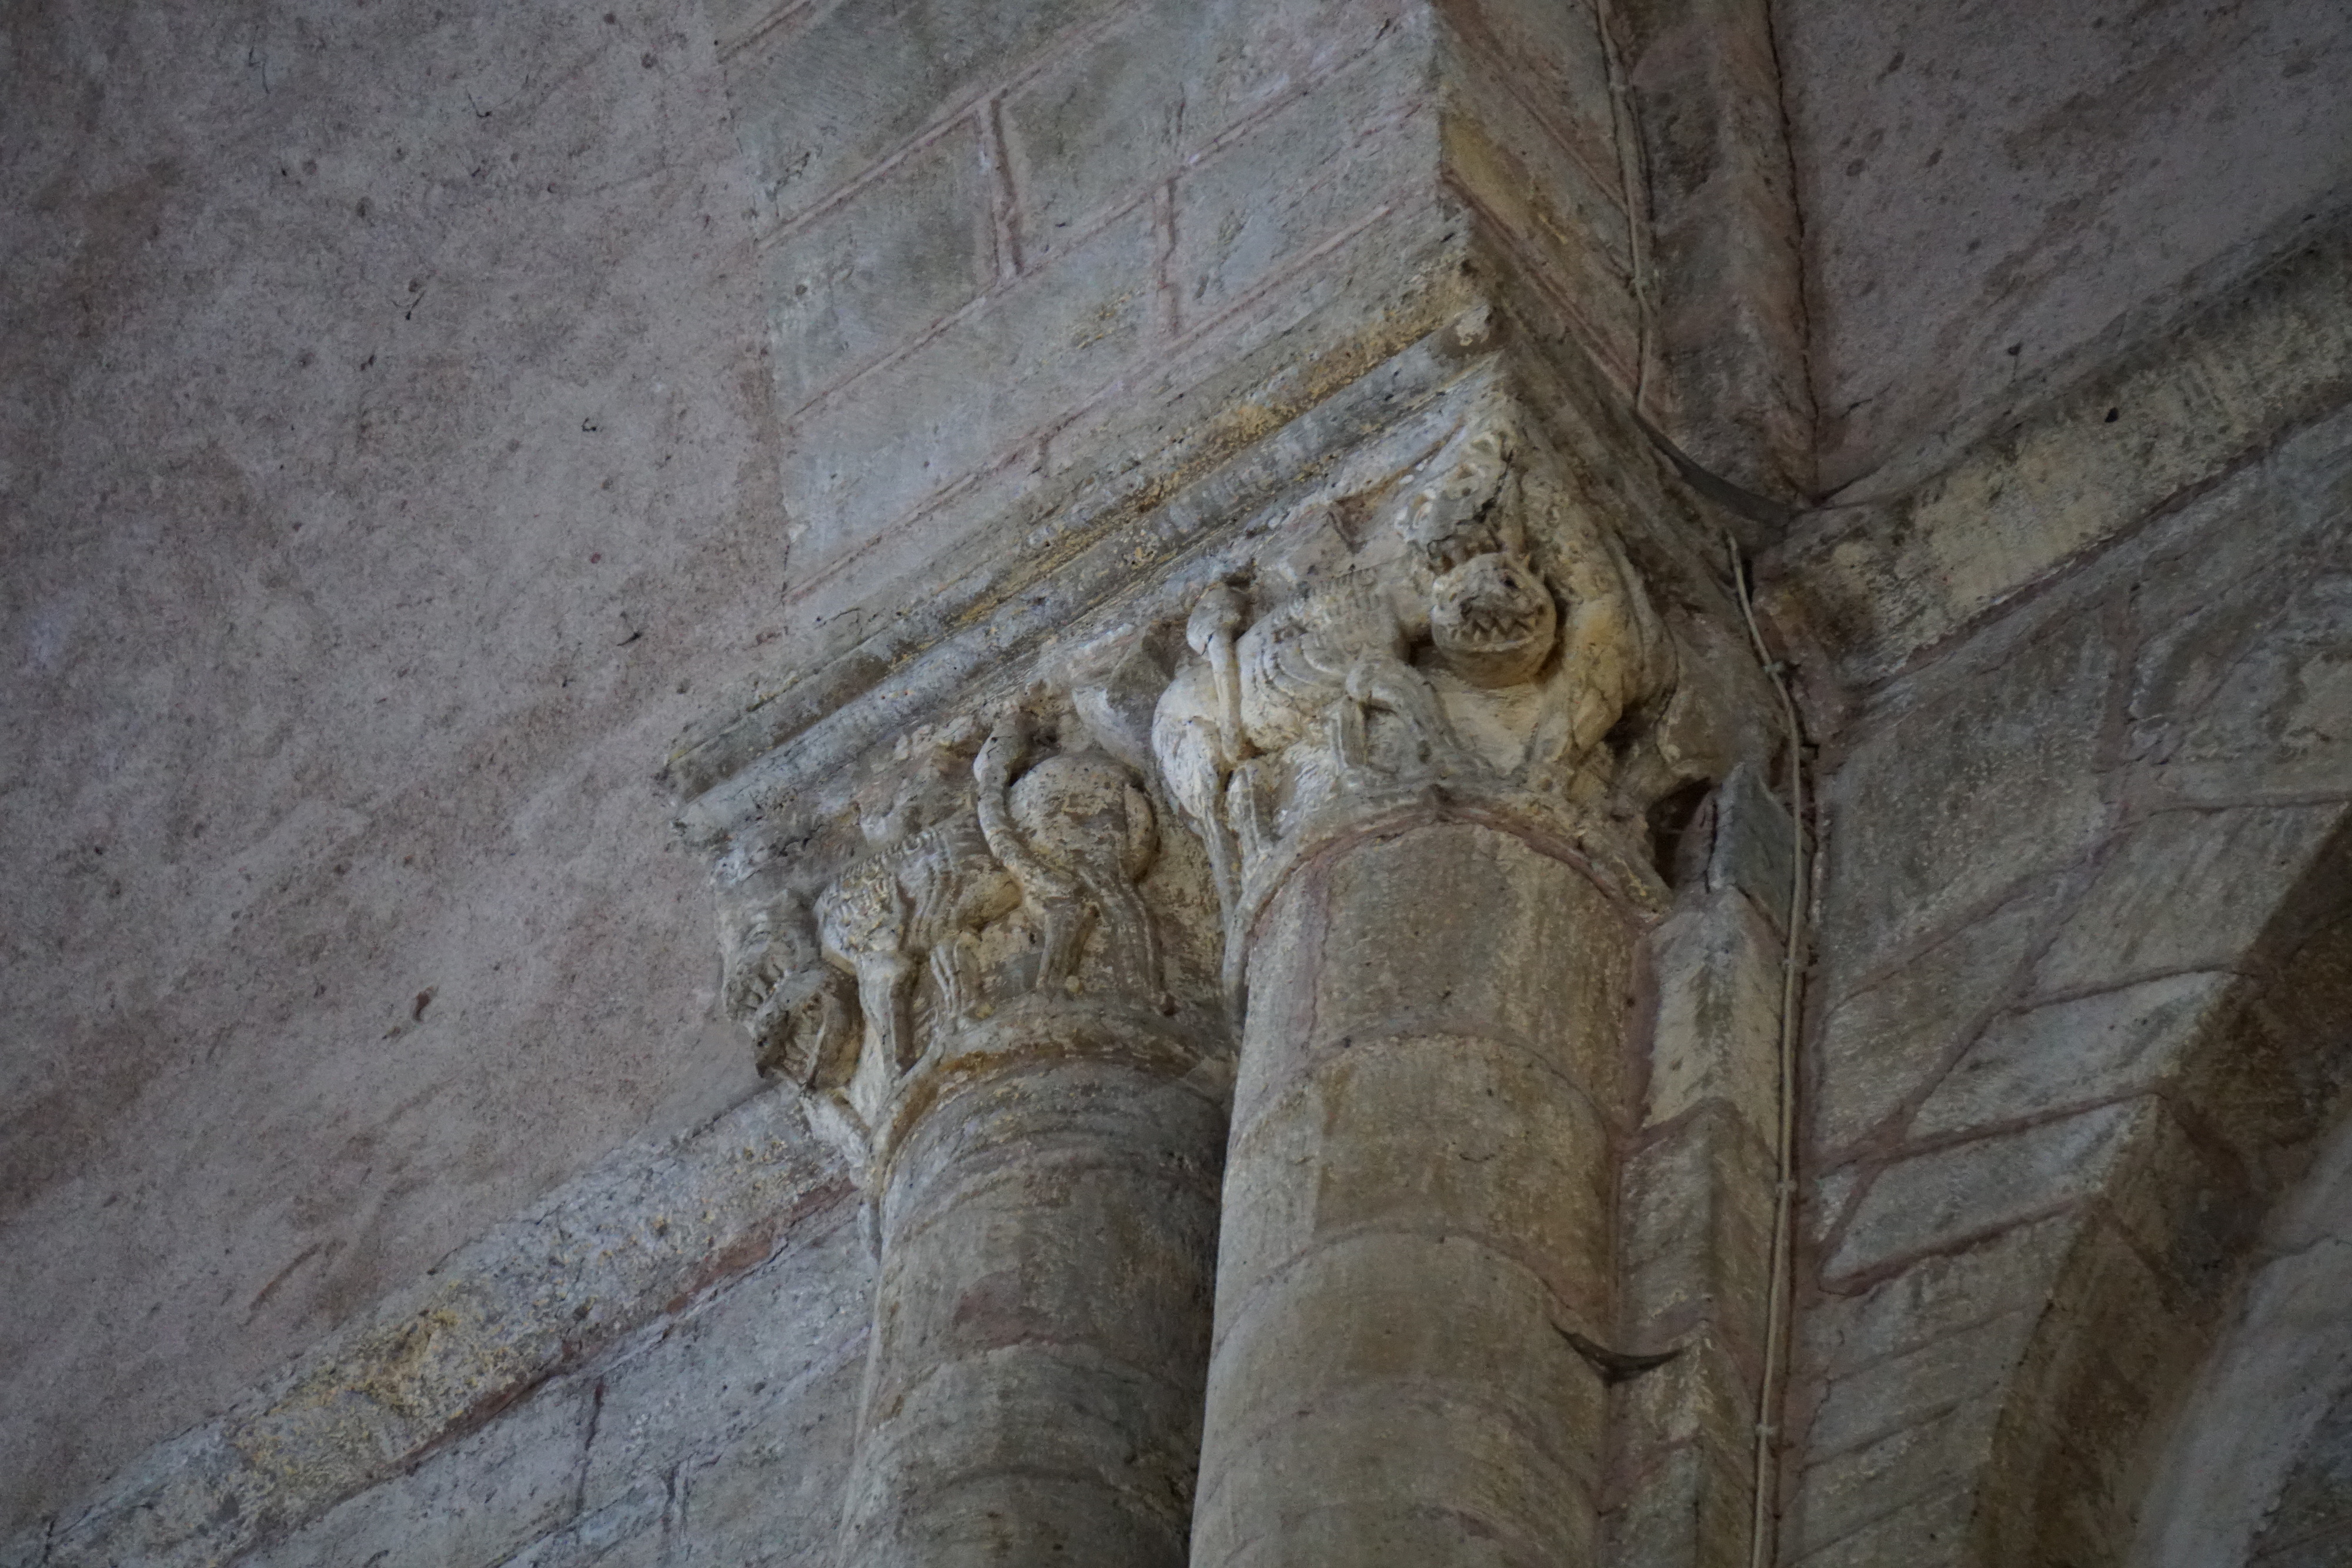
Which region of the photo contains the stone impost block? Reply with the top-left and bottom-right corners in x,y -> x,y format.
1606,1435 -> 1756,1568
1645,884 -> 1783,1138
1619,1101 -> 1775,1358
1705,759 -> 1798,933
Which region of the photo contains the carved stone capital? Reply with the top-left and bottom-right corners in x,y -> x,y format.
711,700 -> 1224,1179
1147,399 -> 1763,976
684,330 -> 1785,1155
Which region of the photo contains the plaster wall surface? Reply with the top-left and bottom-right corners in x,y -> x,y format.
1777,0 -> 2352,494
0,0 -> 782,1527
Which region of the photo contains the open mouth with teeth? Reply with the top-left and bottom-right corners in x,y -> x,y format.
1434,559 -> 1553,643
1430,554 -> 1558,683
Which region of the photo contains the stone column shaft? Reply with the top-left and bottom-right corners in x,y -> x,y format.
1191,818 -> 1634,1567
836,1003 -> 1225,1568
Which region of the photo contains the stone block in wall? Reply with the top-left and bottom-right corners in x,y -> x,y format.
576,1208 -> 872,1538
727,0 -> 1119,225
1975,1204 -> 2220,1566
1809,878 -> 2064,1158
2031,805 -> 2341,995
1705,760 -> 1796,932
1617,0 -> 1812,499
1785,1383 -> 1999,1562
1911,971 -> 2230,1139
2131,464 -> 2352,804
498,1482 -> 669,1568
1000,0 -> 1412,253
1824,1098 -> 2143,1283
1171,38 -> 1439,329
1798,1212 -> 2075,1382
1815,607 -> 2119,995
780,208 -> 1159,567
1607,1435 -> 1753,1568
236,1381 -> 594,1568
1786,1480 -> 1973,1568
1620,1101 -> 1775,1353
1436,7 -> 1641,381
1616,1321 -> 1759,1456
763,125 -> 998,414
1215,1034 -> 1615,1328
1801,1302 -> 2037,1462
660,1353 -> 867,1564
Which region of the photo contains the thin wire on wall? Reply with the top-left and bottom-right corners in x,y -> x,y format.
1729,536 -> 1810,1568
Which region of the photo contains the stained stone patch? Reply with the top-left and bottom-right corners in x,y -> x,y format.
1912,970 -> 2231,1138
2031,807 -> 2341,995
1787,1482 -> 1974,1568
1799,1213 -> 2075,1385
761,125 -> 998,415
1803,1305 -> 2038,1459
1787,1388 -> 2001,1558
1815,610 -> 2118,994
1825,1099 -> 2143,1283
1809,877 -> 2068,1157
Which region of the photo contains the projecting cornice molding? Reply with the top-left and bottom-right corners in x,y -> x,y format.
669,311 -> 1783,1087
1763,204 -> 2352,688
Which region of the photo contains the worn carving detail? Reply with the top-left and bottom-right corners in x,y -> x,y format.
1151,411 -> 1676,944
816,741 -> 1018,1076
713,704 -> 1194,1174
716,868 -> 859,1088
975,710 -> 1164,1004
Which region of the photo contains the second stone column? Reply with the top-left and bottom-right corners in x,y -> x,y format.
1188,815 -> 1632,1566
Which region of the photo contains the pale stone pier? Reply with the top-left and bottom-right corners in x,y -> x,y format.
834,1009 -> 1222,1567
1195,821 -> 1638,1564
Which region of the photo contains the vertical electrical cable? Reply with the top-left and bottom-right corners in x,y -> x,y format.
1729,536 -> 1809,1568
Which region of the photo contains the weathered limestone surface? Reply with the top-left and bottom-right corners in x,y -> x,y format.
0,1087 -> 865,1568
1776,0 -> 2352,494
1780,390 -> 2352,1564
1766,213 -> 2352,683
15,2 -> 2352,1566
836,1047 -> 1221,1566
0,0 -> 785,1524
1197,824 -> 1628,1565
2135,1111 -> 2352,1568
